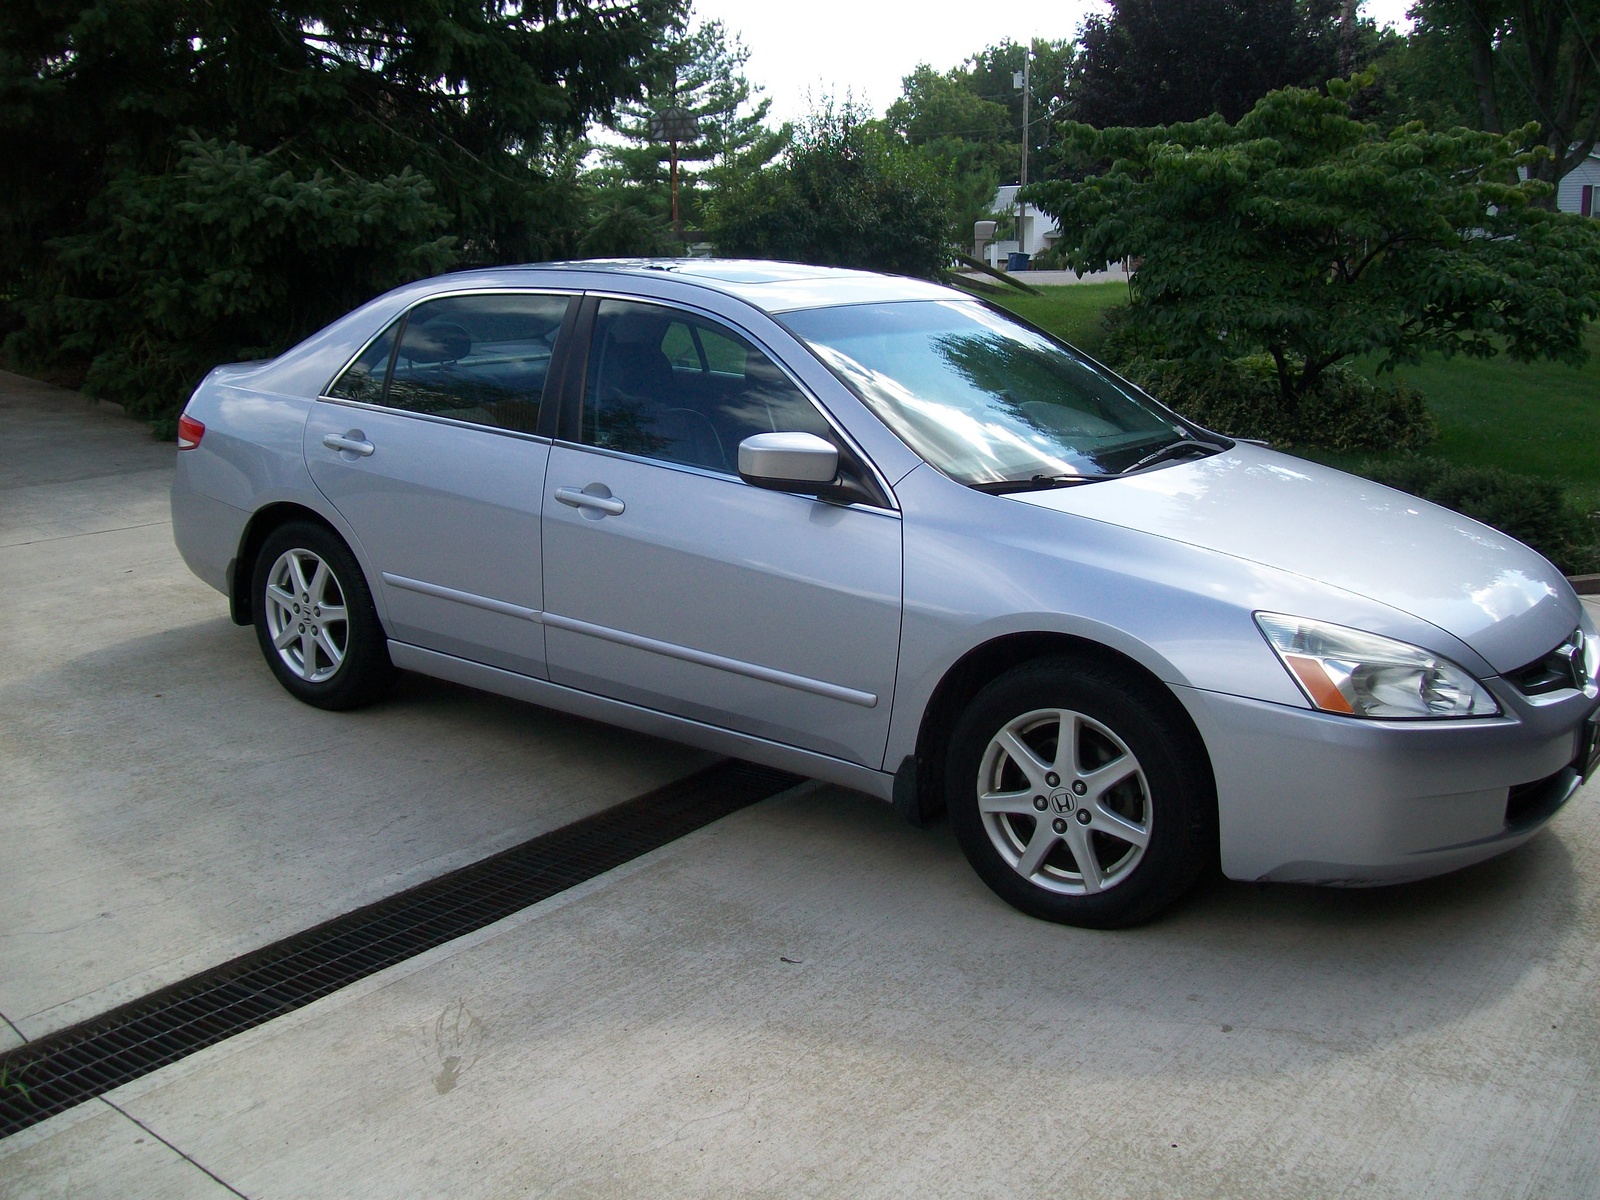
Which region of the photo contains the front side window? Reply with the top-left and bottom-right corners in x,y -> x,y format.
783,300 -> 1195,488
581,300 -> 832,473
326,293 -> 570,433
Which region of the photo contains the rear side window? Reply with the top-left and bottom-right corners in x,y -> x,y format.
326,323 -> 397,404
582,299 -> 832,473
326,293 -> 571,433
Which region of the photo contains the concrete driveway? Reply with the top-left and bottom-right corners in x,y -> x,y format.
0,372 -> 712,1041
2,372 -> 1598,1197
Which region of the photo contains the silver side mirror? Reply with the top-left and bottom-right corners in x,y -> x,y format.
737,432 -> 839,492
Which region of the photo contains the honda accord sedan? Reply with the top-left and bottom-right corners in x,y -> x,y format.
171,260 -> 1599,927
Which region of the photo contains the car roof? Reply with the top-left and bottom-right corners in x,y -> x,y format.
438,259 -> 961,315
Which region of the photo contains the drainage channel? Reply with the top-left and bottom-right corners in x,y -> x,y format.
0,759 -> 802,1139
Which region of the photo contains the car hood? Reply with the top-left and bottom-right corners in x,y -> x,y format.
1012,446 -> 1580,674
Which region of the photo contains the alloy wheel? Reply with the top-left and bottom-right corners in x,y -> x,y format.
261,547 -> 349,684
976,706 -> 1152,895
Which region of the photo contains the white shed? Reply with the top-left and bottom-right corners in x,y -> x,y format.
1557,149 -> 1600,216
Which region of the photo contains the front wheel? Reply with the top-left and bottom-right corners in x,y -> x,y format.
251,521 -> 394,710
946,658 -> 1213,928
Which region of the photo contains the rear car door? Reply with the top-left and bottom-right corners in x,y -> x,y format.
305,291 -> 576,678
539,297 -> 903,769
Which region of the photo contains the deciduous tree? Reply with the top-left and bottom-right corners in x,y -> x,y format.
1068,0 -> 1356,127
706,101 -> 956,279
1028,80 -> 1600,412
1407,0 -> 1600,200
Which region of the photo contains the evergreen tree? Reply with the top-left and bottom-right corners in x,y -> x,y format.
0,0 -> 680,423
589,20 -> 788,238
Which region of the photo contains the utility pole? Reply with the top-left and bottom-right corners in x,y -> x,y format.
1013,49 -> 1031,265
649,105 -> 700,244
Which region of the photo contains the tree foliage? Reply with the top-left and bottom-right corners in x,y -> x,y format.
588,19 -> 788,238
955,39 -> 1075,169
0,0 -> 678,421
1027,80 -> 1600,411
1068,0 -> 1363,127
885,40 -> 1073,245
887,65 -> 1015,240
1403,0 -> 1600,198
706,101 -> 956,279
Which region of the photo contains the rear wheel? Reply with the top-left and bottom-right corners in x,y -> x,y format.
946,658 -> 1212,928
252,521 -> 393,710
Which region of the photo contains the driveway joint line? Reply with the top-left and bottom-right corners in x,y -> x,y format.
100,1097 -> 252,1199
0,1012 -> 23,1043
0,520 -> 169,549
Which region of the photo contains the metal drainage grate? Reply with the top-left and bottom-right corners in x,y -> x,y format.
0,759 -> 801,1138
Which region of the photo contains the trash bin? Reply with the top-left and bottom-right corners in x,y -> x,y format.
1006,252 -> 1031,272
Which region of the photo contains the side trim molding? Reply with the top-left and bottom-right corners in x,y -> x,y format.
541,612 -> 878,708
387,641 -> 896,800
381,572 -> 876,708
383,573 -> 542,622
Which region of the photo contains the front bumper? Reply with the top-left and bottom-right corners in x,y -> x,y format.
1179,683 -> 1599,885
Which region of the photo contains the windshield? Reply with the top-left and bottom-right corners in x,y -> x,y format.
782,300 -> 1200,488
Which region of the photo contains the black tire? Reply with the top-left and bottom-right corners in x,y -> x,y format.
251,521 -> 394,711
945,656 -> 1214,928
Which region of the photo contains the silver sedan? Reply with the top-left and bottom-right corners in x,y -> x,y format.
171,260 -> 1600,927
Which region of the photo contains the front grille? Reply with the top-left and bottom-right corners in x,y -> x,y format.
1505,629 -> 1587,697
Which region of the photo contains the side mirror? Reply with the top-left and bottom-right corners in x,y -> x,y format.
737,432 -> 840,493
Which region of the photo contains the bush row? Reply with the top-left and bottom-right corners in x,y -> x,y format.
1117,353 -> 1436,454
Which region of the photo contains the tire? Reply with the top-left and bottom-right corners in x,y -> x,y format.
251,521 -> 394,711
945,657 -> 1214,929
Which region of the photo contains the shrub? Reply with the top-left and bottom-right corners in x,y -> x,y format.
1354,457 -> 1599,575
1117,353 -> 1436,454
706,102 -> 956,279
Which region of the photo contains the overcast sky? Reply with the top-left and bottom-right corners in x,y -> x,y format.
686,0 -> 1415,127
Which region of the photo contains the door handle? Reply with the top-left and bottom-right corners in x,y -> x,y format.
322,432 -> 375,457
554,485 -> 625,516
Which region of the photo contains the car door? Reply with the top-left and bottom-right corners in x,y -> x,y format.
539,297 -> 904,769
305,290 -> 576,679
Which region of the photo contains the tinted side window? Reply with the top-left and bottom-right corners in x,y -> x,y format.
326,321 -> 398,403
356,293 -> 569,432
582,300 -> 832,472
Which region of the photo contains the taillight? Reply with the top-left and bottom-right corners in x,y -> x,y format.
177,413 -> 205,450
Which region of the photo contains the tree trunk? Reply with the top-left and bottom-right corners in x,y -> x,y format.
1463,0 -> 1505,134
1269,345 -> 1299,416
1338,0 -> 1363,76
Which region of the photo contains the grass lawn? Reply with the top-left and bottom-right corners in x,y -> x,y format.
986,283 -> 1600,516
981,281 -> 1127,359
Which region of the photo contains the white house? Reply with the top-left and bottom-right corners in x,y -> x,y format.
1557,149 -> 1600,216
980,184 -> 1061,267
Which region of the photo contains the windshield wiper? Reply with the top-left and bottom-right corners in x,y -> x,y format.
970,472 -> 1115,494
1121,437 -> 1226,475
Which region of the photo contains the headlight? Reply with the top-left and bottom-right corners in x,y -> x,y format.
1255,613 -> 1500,719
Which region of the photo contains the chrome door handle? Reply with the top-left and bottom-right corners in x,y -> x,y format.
322,432 -> 375,457
554,486 -> 625,516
